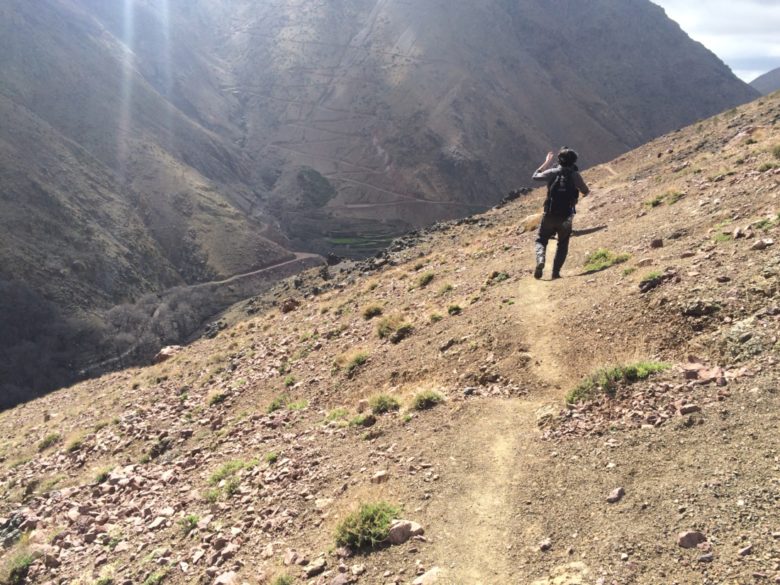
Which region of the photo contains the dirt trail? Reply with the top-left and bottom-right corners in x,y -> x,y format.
427,247 -> 582,584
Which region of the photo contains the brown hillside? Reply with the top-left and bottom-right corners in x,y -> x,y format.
0,79 -> 778,585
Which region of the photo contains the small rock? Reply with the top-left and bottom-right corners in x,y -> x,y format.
371,471 -> 389,484
412,567 -> 442,585
607,487 -> 625,504
539,538 -> 552,552
304,557 -> 326,577
678,404 -> 701,416
387,520 -> 424,545
214,572 -> 238,585
637,258 -> 653,267
698,553 -> 714,563
677,531 -> 707,549
752,239 -> 774,251
650,238 -> 663,249
739,544 -> 753,556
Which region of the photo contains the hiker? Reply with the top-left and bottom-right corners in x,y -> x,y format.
531,148 -> 590,279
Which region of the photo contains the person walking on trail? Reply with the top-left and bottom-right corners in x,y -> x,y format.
531,148 -> 590,279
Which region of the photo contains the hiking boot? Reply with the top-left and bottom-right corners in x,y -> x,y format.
534,262 -> 545,279
551,271 -> 561,280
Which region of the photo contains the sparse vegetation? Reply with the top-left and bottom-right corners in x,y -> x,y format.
370,394 -> 401,415
38,432 -> 61,452
429,313 -> 444,323
566,361 -> 670,404
376,314 -> 414,343
65,436 -> 84,453
645,194 -> 665,208
265,451 -> 279,465
326,408 -> 349,422
95,468 -> 112,484
758,162 -> 776,172
267,395 -> 288,413
271,576 -> 294,585
284,375 -> 296,387
335,501 -> 399,551
438,283 -> 454,295
773,144 -> 780,159
288,399 -> 308,411
447,304 -> 462,316
209,459 -> 256,485
412,390 -> 444,411
142,571 -> 167,585
623,267 -> 637,277
417,272 -> 435,288
179,514 -> 199,536
350,414 -> 376,428
640,271 -> 663,285
208,392 -> 228,406
335,350 -> 369,378
362,304 -> 383,320
714,232 -> 733,243
486,271 -> 509,284
583,249 -> 631,273
1,551 -> 36,585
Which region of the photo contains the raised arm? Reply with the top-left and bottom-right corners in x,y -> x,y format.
532,151 -> 556,181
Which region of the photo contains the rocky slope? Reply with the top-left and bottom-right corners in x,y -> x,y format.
752,67 -> 780,95
0,93 -> 777,584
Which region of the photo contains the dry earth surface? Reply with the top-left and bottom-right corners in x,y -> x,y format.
1,94 -> 779,584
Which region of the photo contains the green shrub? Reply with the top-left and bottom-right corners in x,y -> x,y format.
66,436 -> 84,453
376,315 -> 414,343
267,395 -> 288,413
38,433 -> 61,452
179,514 -> 199,536
284,375 -> 296,387
288,399 -> 308,411
335,502 -> 400,551
208,392 -> 228,406
335,351 -> 369,378
362,304 -> 383,320
759,162 -> 776,172
203,488 -> 221,503
566,361 -> 670,404
773,144 -> 780,160
95,468 -> 112,484
714,232 -> 732,243
412,390 -> 444,411
438,283 -> 454,295
622,267 -> 636,277
417,272 -> 435,288
447,304 -> 462,316
224,478 -> 241,497
326,408 -> 349,422
265,451 -> 279,465
486,271 -> 510,284
209,459 -> 256,485
583,249 -> 631,273
350,414 -> 377,428
369,394 -> 401,415
271,576 -> 294,585
3,552 -> 36,585
640,271 -> 663,285
142,571 -> 167,585
666,190 -> 685,204
645,194 -> 664,208
429,313 -> 444,323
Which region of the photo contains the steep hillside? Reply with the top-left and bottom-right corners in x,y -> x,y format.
751,67 -> 780,96
0,94 -> 777,584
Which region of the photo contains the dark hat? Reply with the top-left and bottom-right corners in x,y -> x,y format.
558,147 -> 578,167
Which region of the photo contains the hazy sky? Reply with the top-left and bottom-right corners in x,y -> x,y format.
652,0 -> 780,82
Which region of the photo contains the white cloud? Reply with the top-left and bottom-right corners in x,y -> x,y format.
651,0 -> 780,82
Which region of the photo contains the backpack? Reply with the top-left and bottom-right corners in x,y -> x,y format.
545,167 -> 578,217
